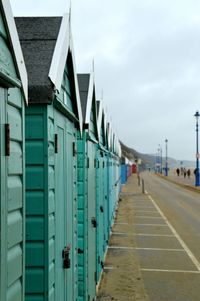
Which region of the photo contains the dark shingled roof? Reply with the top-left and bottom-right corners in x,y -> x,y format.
77,73 -> 90,122
96,100 -> 100,117
15,17 -> 62,103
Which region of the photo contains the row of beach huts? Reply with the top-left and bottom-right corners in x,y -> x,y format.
0,1 -> 135,301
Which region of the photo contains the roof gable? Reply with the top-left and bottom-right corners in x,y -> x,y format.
97,100 -> 106,146
78,72 -> 98,140
15,15 -> 82,133
15,16 -> 62,103
77,73 -> 90,122
1,0 -> 27,102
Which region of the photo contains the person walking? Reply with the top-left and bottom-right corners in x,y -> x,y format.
187,169 -> 191,178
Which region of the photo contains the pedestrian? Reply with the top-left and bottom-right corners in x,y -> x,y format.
187,169 -> 191,178
184,169 -> 187,178
176,168 -> 180,176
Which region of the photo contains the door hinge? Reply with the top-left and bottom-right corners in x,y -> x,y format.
87,157 -> 89,168
94,159 -> 99,168
54,134 -> 58,153
5,123 -> 10,156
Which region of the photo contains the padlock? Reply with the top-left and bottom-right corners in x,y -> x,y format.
91,217 -> 97,228
62,245 -> 71,269
63,256 -> 70,269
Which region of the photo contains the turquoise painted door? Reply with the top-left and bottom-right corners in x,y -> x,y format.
55,110 -> 77,301
96,154 -> 100,280
103,155 -> 109,247
55,111 -> 67,301
87,141 -> 96,301
0,88 -> 6,300
96,152 -> 104,281
66,120 -> 77,301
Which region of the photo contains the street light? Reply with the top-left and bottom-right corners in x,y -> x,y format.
165,139 -> 168,176
194,111 -> 200,186
159,144 -> 162,173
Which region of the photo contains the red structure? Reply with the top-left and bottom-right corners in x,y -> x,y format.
132,163 -> 137,174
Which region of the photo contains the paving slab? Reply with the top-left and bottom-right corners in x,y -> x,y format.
142,271 -> 200,301
136,235 -> 183,249
138,248 -> 198,271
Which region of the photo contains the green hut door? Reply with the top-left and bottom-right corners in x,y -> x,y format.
55,111 -> 67,301
66,120 -> 77,301
55,111 -> 77,301
87,140 -> 96,300
0,87 -> 6,300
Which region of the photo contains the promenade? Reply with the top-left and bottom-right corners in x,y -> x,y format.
97,171 -> 200,301
97,175 -> 150,301
156,170 -> 200,192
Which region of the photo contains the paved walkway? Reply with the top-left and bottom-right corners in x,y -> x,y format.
97,172 -> 200,301
97,175 -> 150,301
155,170 -> 200,192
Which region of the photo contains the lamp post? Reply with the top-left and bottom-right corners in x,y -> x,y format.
194,111 -> 200,186
165,139 -> 168,176
157,148 -> 161,173
159,144 -> 162,173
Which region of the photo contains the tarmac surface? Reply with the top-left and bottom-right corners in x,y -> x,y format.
97,172 -> 200,301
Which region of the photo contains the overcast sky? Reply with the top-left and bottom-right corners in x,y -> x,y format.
10,0 -> 200,161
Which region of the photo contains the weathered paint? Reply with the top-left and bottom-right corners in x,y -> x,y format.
77,131 -> 88,300
25,54 -> 79,300
77,73 -> 99,301
0,6 -> 26,301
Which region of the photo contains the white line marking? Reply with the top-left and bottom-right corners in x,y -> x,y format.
134,210 -> 159,213
141,268 -> 200,273
109,246 -> 184,251
135,216 -> 163,219
115,222 -> 128,225
104,266 -> 116,270
132,206 -> 154,210
109,246 -> 135,250
134,224 -> 167,226
136,234 -> 175,237
135,247 -> 184,251
146,190 -> 200,271
112,232 -> 126,235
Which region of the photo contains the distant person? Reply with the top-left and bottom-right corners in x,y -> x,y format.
183,168 -> 187,178
187,169 -> 191,178
176,168 -> 180,176
181,167 -> 184,176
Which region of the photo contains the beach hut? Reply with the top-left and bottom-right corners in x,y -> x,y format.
0,1 -> 27,300
77,72 -> 99,301
15,15 -> 82,301
107,122 -> 115,230
121,156 -> 128,184
96,100 -> 109,282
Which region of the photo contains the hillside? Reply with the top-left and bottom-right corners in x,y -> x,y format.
120,141 -> 195,169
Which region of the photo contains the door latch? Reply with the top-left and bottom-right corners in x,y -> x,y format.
62,245 -> 71,269
91,217 -> 97,228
